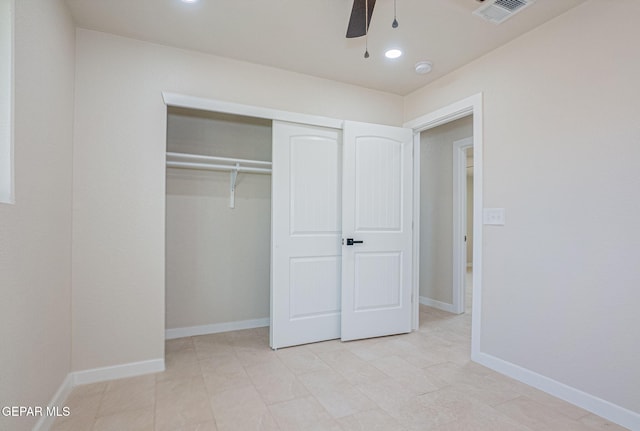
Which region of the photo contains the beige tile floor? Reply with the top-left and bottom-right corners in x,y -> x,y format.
53,275 -> 629,431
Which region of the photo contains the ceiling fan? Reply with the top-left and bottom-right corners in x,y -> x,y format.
346,0 -> 399,58
346,0 -> 377,38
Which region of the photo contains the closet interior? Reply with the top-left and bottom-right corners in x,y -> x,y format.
165,107 -> 272,336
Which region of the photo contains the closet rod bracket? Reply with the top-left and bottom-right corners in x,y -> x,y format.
229,163 -> 240,209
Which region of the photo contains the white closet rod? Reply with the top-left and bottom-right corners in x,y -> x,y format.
166,152 -> 272,167
166,161 -> 271,174
166,152 -> 271,209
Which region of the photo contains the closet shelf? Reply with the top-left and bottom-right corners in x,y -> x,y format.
166,152 -> 272,209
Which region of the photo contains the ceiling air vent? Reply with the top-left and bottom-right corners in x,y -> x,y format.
473,0 -> 534,24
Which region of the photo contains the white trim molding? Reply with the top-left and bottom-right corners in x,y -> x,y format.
419,296 -> 457,314
32,374 -> 74,431
411,132 -> 421,331
165,318 -> 270,340
476,352 -> 640,431
404,94 -> 481,131
33,359 -> 165,429
452,137 -> 473,315
162,92 -> 343,130
72,359 -> 165,386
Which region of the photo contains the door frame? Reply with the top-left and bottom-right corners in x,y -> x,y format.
453,137 -> 473,315
162,92 -> 343,130
404,93 -> 483,361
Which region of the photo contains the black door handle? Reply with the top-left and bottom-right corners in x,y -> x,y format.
346,238 -> 364,246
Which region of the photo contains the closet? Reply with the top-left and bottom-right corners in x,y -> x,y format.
165,107 -> 272,336
164,95 -> 416,349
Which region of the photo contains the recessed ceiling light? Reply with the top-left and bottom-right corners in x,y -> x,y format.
385,49 -> 402,59
415,61 -> 433,74
181,0 -> 198,3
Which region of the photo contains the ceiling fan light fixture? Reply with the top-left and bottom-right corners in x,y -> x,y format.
385,49 -> 402,59
415,60 -> 433,74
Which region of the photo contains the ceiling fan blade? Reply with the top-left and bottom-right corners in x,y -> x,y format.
346,0 -> 377,38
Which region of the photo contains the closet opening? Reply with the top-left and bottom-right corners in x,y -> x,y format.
161,93 -> 417,351
165,107 -> 272,342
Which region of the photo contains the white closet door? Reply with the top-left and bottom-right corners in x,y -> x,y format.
271,121 -> 342,349
341,121 -> 414,341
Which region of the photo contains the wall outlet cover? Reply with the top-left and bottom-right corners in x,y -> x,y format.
483,208 -> 506,225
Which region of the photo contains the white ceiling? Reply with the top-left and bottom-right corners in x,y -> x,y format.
64,0 -> 585,96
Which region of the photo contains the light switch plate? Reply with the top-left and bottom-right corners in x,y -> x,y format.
483,208 -> 506,225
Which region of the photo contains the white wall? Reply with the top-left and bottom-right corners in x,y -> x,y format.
166,109 -> 271,330
419,117 -> 473,304
406,0 -> 640,417
72,29 -> 404,372
0,0 -> 75,430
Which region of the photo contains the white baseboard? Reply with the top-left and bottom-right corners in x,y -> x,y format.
33,359 -> 165,430
32,374 -> 74,431
474,352 -> 640,431
72,358 -> 165,386
165,317 -> 270,340
419,296 -> 456,313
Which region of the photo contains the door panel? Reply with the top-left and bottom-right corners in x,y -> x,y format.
271,121 -> 342,349
354,252 -> 401,310
355,138 -> 403,231
341,121 -> 413,341
290,138 -> 341,235
290,257 -> 341,319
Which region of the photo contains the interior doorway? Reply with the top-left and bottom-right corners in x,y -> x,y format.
417,117 -> 473,315
405,92 -> 483,359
